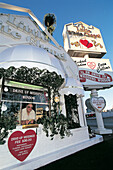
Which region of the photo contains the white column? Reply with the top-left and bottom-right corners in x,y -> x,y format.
60,94 -> 67,117
91,89 -> 112,134
77,96 -> 87,127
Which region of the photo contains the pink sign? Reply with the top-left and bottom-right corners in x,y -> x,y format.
90,97 -> 106,112
8,130 -> 37,162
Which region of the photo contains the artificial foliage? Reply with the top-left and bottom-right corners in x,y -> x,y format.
0,104 -> 17,144
64,94 -> 80,129
0,66 -> 80,142
37,113 -> 72,140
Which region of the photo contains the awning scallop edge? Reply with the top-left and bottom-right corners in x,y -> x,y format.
59,78 -> 84,96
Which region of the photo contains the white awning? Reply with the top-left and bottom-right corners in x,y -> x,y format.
59,78 -> 84,96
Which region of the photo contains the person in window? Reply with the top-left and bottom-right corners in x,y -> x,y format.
21,103 -> 35,125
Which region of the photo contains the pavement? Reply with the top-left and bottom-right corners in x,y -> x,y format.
102,133 -> 113,141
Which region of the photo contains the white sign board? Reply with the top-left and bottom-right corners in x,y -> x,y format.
63,21 -> 106,57
0,14 -> 44,53
72,57 -> 113,90
90,97 -> 106,112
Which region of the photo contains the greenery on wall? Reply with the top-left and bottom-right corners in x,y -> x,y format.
37,114 -> 72,140
0,104 -> 18,144
0,66 -> 80,143
65,94 -> 80,129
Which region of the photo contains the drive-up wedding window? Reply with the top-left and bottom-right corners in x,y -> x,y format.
1,79 -> 49,125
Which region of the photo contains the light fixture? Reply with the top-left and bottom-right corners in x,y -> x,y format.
1,103 -> 7,111
4,87 -> 8,92
45,106 -> 49,112
54,95 -> 60,103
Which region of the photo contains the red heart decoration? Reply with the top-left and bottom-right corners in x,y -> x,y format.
80,39 -> 88,46
79,39 -> 93,48
87,62 -> 96,69
87,43 -> 93,48
8,130 -> 37,162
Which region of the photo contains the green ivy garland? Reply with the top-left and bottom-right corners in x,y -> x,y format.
65,94 -> 80,129
0,104 -> 18,144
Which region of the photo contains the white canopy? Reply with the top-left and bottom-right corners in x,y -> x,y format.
0,45 -> 65,78
60,77 -> 84,96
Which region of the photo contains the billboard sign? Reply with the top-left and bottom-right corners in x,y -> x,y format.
63,21 -> 106,57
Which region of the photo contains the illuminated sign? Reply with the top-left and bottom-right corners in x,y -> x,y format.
63,22 -> 107,55
2,79 -> 48,103
68,23 -> 101,39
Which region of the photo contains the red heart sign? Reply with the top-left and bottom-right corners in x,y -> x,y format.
87,62 -> 96,69
8,130 -> 37,162
79,39 -> 93,48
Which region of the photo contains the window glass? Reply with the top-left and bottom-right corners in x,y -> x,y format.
1,101 -> 20,124
36,104 -> 49,120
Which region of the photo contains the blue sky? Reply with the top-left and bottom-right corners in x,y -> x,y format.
0,0 -> 113,110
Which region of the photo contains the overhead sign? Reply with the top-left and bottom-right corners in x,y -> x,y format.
2,86 -> 48,103
2,79 -> 48,103
8,130 -> 37,162
72,57 -> 113,90
63,21 -> 106,57
90,97 -> 106,112
79,70 -> 112,83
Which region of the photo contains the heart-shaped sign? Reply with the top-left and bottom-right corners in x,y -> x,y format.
87,62 -> 96,69
8,130 -> 37,162
79,39 -> 93,48
90,97 -> 106,112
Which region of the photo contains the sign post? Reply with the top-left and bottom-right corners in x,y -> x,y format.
90,89 -> 112,134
